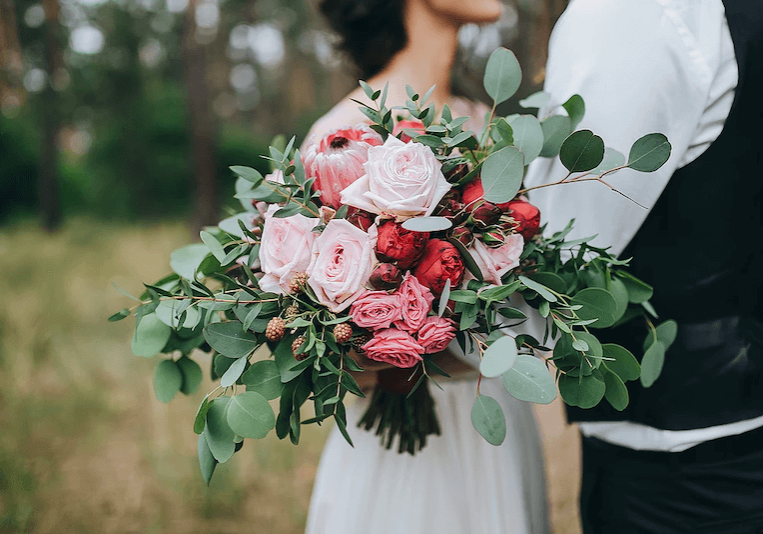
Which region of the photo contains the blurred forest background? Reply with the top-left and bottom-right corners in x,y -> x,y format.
0,0 -> 579,533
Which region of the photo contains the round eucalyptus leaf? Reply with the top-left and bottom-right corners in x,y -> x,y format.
471,395 -> 506,446
617,272 -> 653,303
559,130 -> 605,173
518,91 -> 551,109
203,397 -> 235,463
627,133 -> 672,172
213,353 -> 234,378
220,356 -> 248,388
132,313 -> 172,357
575,331 -> 603,373
480,336 -> 518,378
218,213 -> 253,238
591,147 -> 626,176
170,243 -> 210,280
197,433 -> 217,486
226,391 -> 276,439
601,344 -> 640,382
603,370 -> 629,411
483,47 -> 522,105
154,359 -> 183,403
562,94 -> 586,130
401,216 -> 452,233
506,115 -> 544,164
177,356 -> 203,395
481,146 -> 524,204
558,374 -> 606,408
203,321 -> 260,359
640,340 -> 666,388
652,320 -> 678,349
527,272 -> 567,294
501,355 -> 557,404
155,300 -> 201,330
242,360 -> 284,400
539,116 -> 572,158
572,339 -> 589,352
571,287 -> 618,328
609,277 -> 629,324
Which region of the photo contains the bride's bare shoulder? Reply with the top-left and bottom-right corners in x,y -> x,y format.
303,87 -> 372,146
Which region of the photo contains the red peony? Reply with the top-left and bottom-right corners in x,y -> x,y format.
375,220 -> 430,270
413,239 -> 465,295
362,328 -> 424,368
393,119 -> 426,143
507,200 -> 541,241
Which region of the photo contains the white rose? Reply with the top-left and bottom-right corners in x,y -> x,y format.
259,206 -> 319,294
339,135 -> 451,220
469,234 -> 524,285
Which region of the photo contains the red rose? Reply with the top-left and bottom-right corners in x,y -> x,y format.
417,316 -> 457,354
393,119 -> 426,143
413,239 -> 465,295
394,274 -> 435,333
362,328 -> 424,368
368,263 -> 403,290
350,290 -> 402,330
507,200 -> 541,241
374,220 -> 430,270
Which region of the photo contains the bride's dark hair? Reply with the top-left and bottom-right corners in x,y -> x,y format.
319,0 -> 407,79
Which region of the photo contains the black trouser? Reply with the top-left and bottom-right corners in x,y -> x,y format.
579,426 -> 763,534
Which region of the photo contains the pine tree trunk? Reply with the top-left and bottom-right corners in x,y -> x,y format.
39,0 -> 62,231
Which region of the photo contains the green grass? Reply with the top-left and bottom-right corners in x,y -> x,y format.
0,218 -> 328,534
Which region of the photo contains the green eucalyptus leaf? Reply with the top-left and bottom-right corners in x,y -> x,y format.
559,130 -> 605,173
601,344 -> 640,382
539,115 -> 572,158
203,322 -> 259,359
640,340 -> 666,388
627,133 -> 672,172
170,243 -> 210,280
108,309 -> 131,322
558,374 -> 606,408
518,276 -> 558,302
562,94 -> 585,129
220,356 -> 248,388
591,147 -> 626,176
438,278 -> 452,317
501,355 -> 556,404
644,320 -> 678,351
197,433 -> 217,486
194,395 -> 212,434
203,397 -> 235,463
155,300 -> 201,330
200,231 -> 227,263
603,370 -> 629,411
242,360 -> 284,400
480,146 -> 524,204
401,216 -> 452,233
480,336 -> 518,378
471,395 -> 506,446
226,391 -> 276,439
177,356 -> 203,395
483,48 -> 522,105
132,313 -> 172,357
518,91 -> 551,109
154,359 -> 183,403
506,115 -> 544,165
617,271 -> 653,303
570,288 -> 618,328
230,166 -> 263,184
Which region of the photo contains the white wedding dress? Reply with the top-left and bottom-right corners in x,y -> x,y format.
305,371 -> 549,534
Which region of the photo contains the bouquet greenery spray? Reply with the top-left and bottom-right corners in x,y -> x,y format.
111,48 -> 676,484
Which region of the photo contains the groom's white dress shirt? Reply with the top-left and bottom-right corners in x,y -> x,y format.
524,0 -> 763,452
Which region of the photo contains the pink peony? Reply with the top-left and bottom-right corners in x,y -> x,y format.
417,316 -> 457,354
306,219 -> 376,312
469,234 -> 524,285
350,290 -> 402,330
394,273 -> 434,333
302,125 -> 383,209
259,207 -> 319,294
340,135 -> 451,220
362,328 -> 424,368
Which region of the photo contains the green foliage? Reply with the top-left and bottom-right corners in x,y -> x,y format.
501,355 -> 557,404
479,336 -> 518,378
481,147 -> 525,204
627,133 -> 672,172
483,48 -> 522,106
470,395 -> 506,446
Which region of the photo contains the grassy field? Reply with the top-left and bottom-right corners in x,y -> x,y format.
0,218 -> 581,534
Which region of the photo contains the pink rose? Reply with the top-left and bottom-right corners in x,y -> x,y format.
394,273 -> 434,333
340,135 -> 451,220
362,328 -> 424,368
350,290 -> 402,330
259,208 -> 319,294
417,316 -> 457,354
306,219 -> 376,312
469,234 -> 524,285
302,125 -> 383,209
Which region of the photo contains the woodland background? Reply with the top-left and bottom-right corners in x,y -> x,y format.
0,0 -> 580,532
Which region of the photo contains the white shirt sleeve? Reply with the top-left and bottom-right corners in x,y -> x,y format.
524,0 -> 726,257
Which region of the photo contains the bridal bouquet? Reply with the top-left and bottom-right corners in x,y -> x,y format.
111,48 -> 675,484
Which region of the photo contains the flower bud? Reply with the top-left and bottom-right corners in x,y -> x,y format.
368,263 -> 404,290
449,226 -> 474,247
443,162 -> 469,183
481,227 -> 507,248
470,201 -> 503,227
347,208 -> 375,232
436,198 -> 464,221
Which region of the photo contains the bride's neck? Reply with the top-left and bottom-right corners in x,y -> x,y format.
368,3 -> 459,108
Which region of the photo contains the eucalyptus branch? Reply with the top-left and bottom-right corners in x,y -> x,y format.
258,179 -> 321,217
